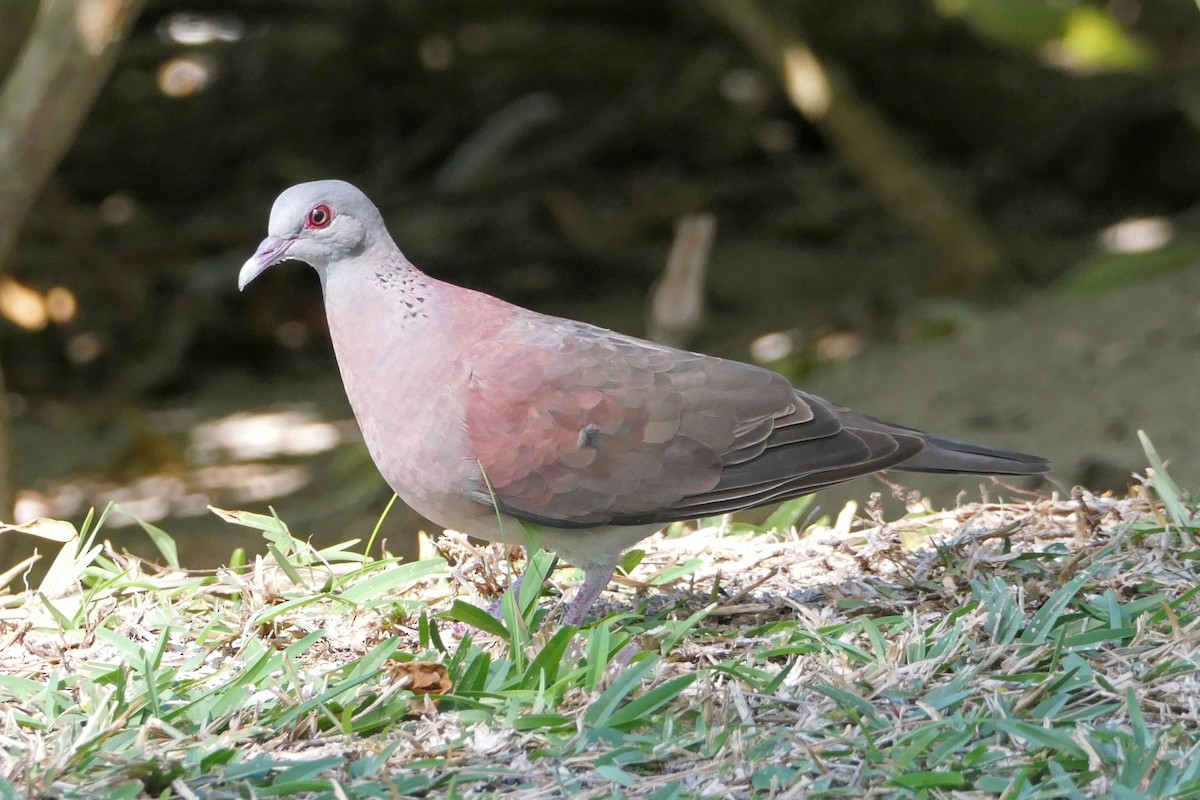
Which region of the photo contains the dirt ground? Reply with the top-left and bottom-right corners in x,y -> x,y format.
805,264 -> 1200,501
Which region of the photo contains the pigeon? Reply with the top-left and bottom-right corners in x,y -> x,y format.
239,180 -> 1049,625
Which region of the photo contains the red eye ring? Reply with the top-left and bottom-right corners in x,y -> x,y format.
306,204 -> 332,229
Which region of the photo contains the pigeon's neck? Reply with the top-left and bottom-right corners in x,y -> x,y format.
322,252 -> 439,459
363,254 -> 435,321
320,251 -> 516,524
322,246 -> 514,390
321,245 -> 423,312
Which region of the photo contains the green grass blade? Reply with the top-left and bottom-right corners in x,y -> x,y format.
1021,564 -> 1101,645
443,600 -> 509,639
1139,431 -> 1194,529
602,673 -> 697,729
763,495 -> 816,532
583,654 -> 658,727
339,557 -> 447,605
120,509 -> 180,569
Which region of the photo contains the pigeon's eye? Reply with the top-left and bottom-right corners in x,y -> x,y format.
306,204 -> 332,229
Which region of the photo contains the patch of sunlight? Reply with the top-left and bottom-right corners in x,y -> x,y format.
1100,216 -> 1173,254
157,56 -> 214,98
814,330 -> 864,362
15,464 -> 312,528
933,0 -> 1152,72
75,0 -> 126,56
44,288 -> 77,324
750,331 -> 795,364
1043,6 -> 1153,72
0,278 -> 48,331
189,410 -> 352,462
159,12 -> 244,45
192,464 -> 312,504
782,46 -> 830,118
13,406 -> 357,527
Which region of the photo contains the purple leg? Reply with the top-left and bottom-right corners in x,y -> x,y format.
486,573 -> 524,618
561,564 -> 618,626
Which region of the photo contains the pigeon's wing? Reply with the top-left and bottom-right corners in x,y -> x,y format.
464,316 -> 923,528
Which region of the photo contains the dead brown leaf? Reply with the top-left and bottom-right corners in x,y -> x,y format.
386,660 -> 451,696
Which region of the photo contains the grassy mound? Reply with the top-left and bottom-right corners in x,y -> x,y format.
1,458 -> 1198,798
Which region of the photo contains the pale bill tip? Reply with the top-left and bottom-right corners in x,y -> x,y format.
237,257 -> 267,292
238,236 -> 292,291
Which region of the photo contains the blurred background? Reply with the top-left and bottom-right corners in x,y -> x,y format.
2,0 -> 1199,566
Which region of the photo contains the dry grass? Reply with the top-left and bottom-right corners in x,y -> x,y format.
0,480 -> 1198,798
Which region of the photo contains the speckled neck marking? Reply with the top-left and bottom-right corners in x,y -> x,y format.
370,258 -> 432,321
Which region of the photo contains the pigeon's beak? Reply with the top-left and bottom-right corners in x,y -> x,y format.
238,236 -> 295,291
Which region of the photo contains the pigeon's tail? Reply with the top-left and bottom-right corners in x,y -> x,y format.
896,432 -> 1050,476
838,410 -> 1050,476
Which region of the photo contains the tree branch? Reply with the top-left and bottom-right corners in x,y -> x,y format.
0,0 -> 144,519
704,0 -> 1005,292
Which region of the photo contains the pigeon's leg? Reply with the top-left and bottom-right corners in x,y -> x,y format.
561,560 -> 620,626
488,546 -> 560,618
487,574 -> 522,619
487,546 -> 537,618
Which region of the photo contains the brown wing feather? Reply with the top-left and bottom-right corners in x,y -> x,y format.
464,314 -> 919,528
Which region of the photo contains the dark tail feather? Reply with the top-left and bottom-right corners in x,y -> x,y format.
835,409 -> 1050,476
896,432 -> 1050,476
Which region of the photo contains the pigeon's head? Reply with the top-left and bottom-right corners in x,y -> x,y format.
239,180 -> 389,290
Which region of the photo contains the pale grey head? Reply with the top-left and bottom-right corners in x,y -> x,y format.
238,179 -> 392,290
